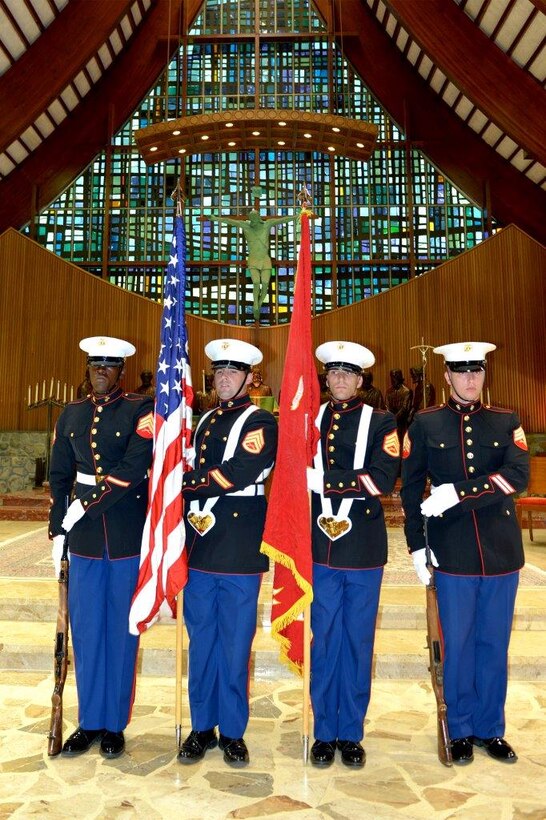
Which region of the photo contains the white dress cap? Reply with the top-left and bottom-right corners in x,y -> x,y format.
315,341 -> 375,374
205,338 -> 263,370
433,341 -> 496,372
79,336 -> 136,364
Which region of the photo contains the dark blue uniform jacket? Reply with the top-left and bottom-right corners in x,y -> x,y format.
49,387 -> 154,559
401,398 -> 529,575
182,394 -> 278,574
312,397 -> 399,569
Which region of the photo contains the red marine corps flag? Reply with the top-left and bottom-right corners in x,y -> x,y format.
260,209 -> 320,673
129,213 -> 193,635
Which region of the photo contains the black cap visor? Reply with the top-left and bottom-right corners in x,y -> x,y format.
211,359 -> 249,372
446,360 -> 486,373
87,356 -> 124,367
325,361 -> 362,375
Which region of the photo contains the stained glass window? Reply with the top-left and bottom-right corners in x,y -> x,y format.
25,0 -> 493,325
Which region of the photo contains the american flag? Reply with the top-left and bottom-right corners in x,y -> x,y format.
129,214 -> 193,635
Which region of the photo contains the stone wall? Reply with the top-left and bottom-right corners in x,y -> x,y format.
0,430 -> 543,496
0,432 -> 48,493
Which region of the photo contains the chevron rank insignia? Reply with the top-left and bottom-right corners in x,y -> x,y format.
242,428 -> 265,454
136,411 -> 154,439
513,426 -> 528,451
402,431 -> 411,459
383,430 -> 400,458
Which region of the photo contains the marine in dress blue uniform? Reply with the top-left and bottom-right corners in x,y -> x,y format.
49,336 -> 153,759
177,339 -> 278,767
307,341 -> 400,768
401,342 -> 529,765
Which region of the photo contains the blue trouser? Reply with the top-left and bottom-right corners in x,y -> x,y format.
311,563 -> 383,742
435,571 -> 519,740
183,569 -> 261,739
69,552 -> 140,732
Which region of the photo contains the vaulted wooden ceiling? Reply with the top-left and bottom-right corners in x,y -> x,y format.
0,0 -> 544,243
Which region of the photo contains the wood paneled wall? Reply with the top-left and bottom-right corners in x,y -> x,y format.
1,225 -> 544,435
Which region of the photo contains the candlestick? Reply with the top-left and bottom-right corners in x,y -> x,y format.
487,388 -> 491,405
42,380 -> 45,400
49,377 -> 54,398
56,380 -> 60,400
70,385 -> 74,402
35,383 -> 38,404
28,385 -> 31,406
63,383 -> 67,403
441,387 -> 446,404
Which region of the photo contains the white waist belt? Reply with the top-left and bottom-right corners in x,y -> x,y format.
76,471 -> 98,485
228,485 -> 265,497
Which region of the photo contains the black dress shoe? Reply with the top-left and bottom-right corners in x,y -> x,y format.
100,731 -> 125,759
61,727 -> 105,756
310,739 -> 336,767
177,729 -> 218,764
337,740 -> 366,768
473,736 -> 518,763
219,734 -> 249,766
450,737 -> 474,765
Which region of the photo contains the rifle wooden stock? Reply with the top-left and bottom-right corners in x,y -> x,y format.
425,578 -> 453,767
47,556 -> 69,756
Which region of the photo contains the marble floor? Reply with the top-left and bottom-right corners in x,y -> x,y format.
1,674 -> 545,819
0,521 -> 545,818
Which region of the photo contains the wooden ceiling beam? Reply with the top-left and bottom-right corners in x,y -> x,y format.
0,0 -> 195,233
530,0 -> 546,14
311,0 -> 546,244
382,0 -> 546,166
0,0 -> 136,156
0,0 -> 544,248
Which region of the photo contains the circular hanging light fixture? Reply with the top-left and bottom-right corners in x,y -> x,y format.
135,109 -> 377,165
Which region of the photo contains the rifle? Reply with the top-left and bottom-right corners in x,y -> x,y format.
423,515 -> 453,767
47,531 -> 70,756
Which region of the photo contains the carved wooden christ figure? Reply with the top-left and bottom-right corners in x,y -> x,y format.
202,209 -> 297,322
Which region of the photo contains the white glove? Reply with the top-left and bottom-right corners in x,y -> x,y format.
412,547 -> 439,586
420,483 -> 459,517
51,535 -> 68,577
306,467 -> 324,494
62,499 -> 85,532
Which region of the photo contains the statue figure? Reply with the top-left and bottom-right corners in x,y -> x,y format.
359,370 -> 385,409
248,367 -> 273,398
201,209 -> 297,321
408,366 -> 436,424
386,368 -> 413,444
135,370 -> 155,397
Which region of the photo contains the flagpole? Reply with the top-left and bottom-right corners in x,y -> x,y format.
175,592 -> 184,748
128,181 -> 192,741
259,196 -> 319,766
302,605 -> 311,763
302,481 -> 313,763
173,179 -> 187,750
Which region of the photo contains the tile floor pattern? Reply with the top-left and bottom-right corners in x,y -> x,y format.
0,521 -> 545,818
0,673 -> 545,818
